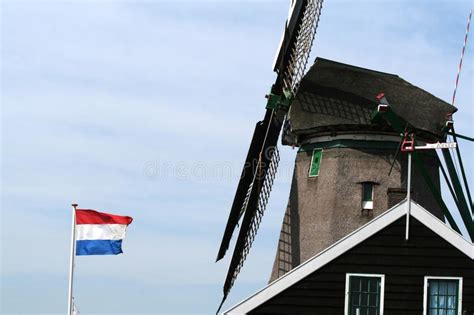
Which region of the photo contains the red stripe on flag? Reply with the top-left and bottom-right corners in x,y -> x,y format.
76,209 -> 133,225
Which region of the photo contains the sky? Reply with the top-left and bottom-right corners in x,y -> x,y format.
1,0 -> 473,314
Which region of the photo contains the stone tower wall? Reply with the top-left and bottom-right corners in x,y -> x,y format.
269,143 -> 441,281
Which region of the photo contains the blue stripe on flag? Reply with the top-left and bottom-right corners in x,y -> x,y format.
76,240 -> 123,255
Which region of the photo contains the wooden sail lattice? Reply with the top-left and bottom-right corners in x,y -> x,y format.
216,1 -> 325,310
226,146 -> 280,292
281,0 -> 323,93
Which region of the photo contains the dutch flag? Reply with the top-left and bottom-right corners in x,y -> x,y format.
75,209 -> 133,256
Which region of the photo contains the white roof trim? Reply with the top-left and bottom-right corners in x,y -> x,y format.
224,200 -> 473,314
410,202 -> 473,259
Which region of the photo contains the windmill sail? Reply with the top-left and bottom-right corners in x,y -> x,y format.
277,0 -> 323,92
216,110 -> 273,262
223,111 -> 282,295
216,0 -> 324,308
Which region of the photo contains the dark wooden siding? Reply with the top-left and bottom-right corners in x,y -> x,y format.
250,217 -> 474,314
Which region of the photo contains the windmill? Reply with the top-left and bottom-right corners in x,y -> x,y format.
215,0 -> 324,308
265,56 -> 473,282
216,1 -> 474,312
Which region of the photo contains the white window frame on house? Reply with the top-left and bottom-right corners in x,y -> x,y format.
423,276 -> 463,315
344,273 -> 385,315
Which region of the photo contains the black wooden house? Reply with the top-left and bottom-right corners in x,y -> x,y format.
224,200 -> 474,314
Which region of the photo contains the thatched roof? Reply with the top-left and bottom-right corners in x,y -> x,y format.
288,58 -> 456,141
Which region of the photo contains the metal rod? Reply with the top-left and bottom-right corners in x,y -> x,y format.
451,127 -> 473,214
406,153 -> 412,241
68,203 -> 78,315
438,155 -> 461,210
447,131 -> 474,142
388,134 -> 403,176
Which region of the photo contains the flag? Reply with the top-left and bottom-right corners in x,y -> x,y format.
75,209 -> 133,256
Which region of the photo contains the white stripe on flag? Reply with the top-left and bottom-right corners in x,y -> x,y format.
76,224 -> 128,241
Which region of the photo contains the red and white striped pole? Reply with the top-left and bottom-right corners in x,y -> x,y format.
452,9 -> 472,107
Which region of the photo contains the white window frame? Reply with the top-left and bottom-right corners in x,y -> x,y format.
362,200 -> 374,210
423,276 -> 463,315
344,273 -> 385,315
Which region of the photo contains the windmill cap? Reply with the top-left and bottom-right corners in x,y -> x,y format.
287,57 -> 457,141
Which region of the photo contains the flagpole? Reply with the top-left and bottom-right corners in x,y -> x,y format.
68,203 -> 78,315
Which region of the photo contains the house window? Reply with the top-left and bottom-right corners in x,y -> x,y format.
423,277 -> 463,315
345,273 -> 385,315
309,149 -> 323,177
362,182 -> 374,210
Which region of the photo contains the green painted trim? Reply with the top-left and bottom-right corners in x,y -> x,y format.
451,127 -> 473,214
265,87 -> 293,110
441,149 -> 474,236
309,149 -> 323,177
299,139 -> 399,152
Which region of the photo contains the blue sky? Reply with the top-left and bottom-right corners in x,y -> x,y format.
1,0 -> 473,314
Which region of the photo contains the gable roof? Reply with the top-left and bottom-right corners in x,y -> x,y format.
288,58 -> 456,141
224,200 -> 473,314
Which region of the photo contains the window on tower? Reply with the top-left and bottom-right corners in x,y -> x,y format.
362,182 -> 375,210
309,149 -> 323,177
